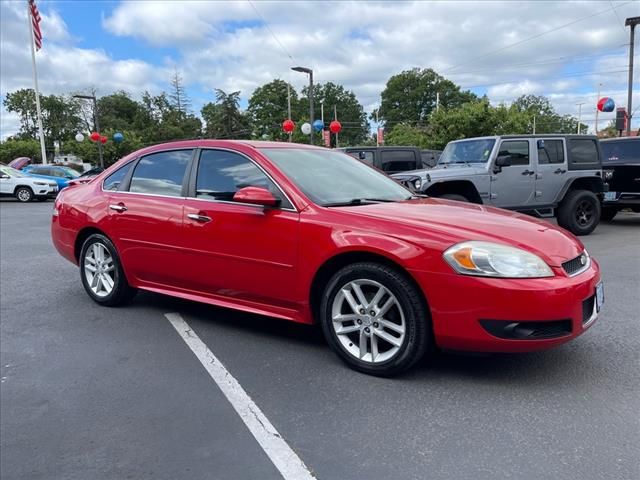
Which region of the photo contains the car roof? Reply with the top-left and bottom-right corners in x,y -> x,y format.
600,137 -> 639,142
450,134 -> 598,143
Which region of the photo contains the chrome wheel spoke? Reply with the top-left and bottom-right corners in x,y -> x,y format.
359,330 -> 367,359
351,282 -> 368,309
369,286 -> 385,310
342,288 -> 361,313
380,319 -> 404,334
374,329 -> 402,348
335,324 -> 360,335
85,264 -> 97,273
101,273 -> 114,291
84,242 -> 115,298
370,332 -> 379,361
378,296 -> 395,317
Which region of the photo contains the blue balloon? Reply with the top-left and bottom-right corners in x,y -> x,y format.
312,120 -> 324,132
113,132 -> 124,143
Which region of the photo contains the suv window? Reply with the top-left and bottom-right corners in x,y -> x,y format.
538,139 -> 564,164
380,150 -> 416,173
49,168 -> 66,178
129,150 -> 192,197
103,162 -> 133,191
601,139 -> 639,163
569,139 -> 599,164
32,166 -> 50,176
498,140 -> 529,166
195,149 -> 292,209
347,151 -> 374,165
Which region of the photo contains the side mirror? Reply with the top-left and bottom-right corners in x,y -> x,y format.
0,174 -> 10,179
495,155 -> 512,167
233,186 -> 279,207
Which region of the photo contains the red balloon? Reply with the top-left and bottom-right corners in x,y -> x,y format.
329,120 -> 342,134
100,136 -> 107,144
90,132 -> 100,142
282,119 -> 295,133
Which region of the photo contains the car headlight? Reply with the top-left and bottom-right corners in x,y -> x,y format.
413,178 -> 422,190
34,181 -> 47,186
443,241 -> 554,278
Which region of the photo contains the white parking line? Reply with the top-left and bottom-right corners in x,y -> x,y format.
165,313 -> 315,480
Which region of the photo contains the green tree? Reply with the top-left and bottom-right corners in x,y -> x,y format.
138,91 -> 202,142
512,94 -> 585,134
384,123 -> 429,148
301,82 -> 370,146
0,138 -> 42,163
168,69 -> 191,114
95,91 -> 147,132
201,89 -> 250,139
65,129 -> 145,167
377,68 -> 477,126
248,79 -> 301,141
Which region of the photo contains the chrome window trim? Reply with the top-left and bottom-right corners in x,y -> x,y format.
193,147 -> 298,213
101,159 -> 137,193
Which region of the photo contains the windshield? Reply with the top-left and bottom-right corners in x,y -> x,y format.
438,139 -> 496,165
61,167 -> 80,178
259,148 -> 412,206
0,166 -> 28,178
601,140 -> 639,163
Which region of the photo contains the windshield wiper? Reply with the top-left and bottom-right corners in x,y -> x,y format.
324,198 -> 397,207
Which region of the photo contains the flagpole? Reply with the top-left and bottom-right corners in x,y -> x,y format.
28,1 -> 47,165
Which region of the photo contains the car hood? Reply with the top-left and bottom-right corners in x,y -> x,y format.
392,165 -> 487,181
335,198 -> 583,267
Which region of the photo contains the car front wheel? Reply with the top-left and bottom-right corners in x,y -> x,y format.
79,233 -> 137,306
320,262 -> 431,377
15,187 -> 33,202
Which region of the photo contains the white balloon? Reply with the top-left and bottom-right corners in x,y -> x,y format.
301,122 -> 311,135
75,133 -> 84,142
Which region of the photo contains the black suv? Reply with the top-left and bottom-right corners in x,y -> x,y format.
339,147 -> 425,175
600,137 -> 640,220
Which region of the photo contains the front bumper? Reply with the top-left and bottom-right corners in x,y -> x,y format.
411,261 -> 601,353
602,191 -> 640,207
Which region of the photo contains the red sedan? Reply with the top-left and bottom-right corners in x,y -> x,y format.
52,140 -> 603,376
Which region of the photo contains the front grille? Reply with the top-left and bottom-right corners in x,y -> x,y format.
582,295 -> 595,324
562,252 -> 590,276
480,319 -> 572,340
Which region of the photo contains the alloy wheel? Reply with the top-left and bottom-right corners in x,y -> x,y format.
83,242 -> 115,298
331,279 -> 406,363
575,200 -> 594,227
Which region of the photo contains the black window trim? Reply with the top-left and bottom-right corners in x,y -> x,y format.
186,147 -> 298,212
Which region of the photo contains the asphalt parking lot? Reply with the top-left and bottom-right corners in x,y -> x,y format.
1,199 -> 639,480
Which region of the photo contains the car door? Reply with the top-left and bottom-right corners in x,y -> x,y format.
105,149 -> 193,287
534,138 -> 567,206
181,148 -> 300,311
489,139 -> 535,208
0,167 -> 17,194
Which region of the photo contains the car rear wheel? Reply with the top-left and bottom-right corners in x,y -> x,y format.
15,187 -> 33,203
557,190 -> 600,236
79,233 -> 137,306
320,262 -> 431,377
440,193 -> 468,202
600,206 -> 618,221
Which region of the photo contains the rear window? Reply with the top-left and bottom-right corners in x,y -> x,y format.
569,139 -> 599,165
537,139 -> 564,164
600,139 -> 639,163
129,150 -> 192,197
380,150 -> 417,173
103,162 -> 133,191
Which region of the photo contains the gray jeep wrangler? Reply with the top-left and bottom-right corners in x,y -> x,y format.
392,135 -> 606,235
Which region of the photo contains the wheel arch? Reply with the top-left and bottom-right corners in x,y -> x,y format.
308,250 -> 429,325
13,184 -> 34,195
557,176 -> 605,203
424,180 -> 483,203
74,226 -> 109,261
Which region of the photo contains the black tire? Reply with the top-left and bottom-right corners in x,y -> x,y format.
557,190 -> 601,236
320,262 -> 431,377
79,233 -> 137,306
14,187 -> 33,203
600,206 -> 618,222
440,193 -> 468,202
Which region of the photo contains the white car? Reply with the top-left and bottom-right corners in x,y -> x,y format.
0,165 -> 58,202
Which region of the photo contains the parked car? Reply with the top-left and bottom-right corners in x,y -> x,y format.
392,135 -> 606,236
52,140 -> 603,377
420,149 -> 442,168
599,137 -> 640,221
339,146 -> 427,174
22,164 -> 80,190
8,157 -> 31,170
79,166 -> 105,178
0,165 -> 58,202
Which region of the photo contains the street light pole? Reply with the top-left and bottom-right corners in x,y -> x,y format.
292,66 -> 314,144
576,103 -> 585,134
73,94 -> 104,168
625,17 -> 639,137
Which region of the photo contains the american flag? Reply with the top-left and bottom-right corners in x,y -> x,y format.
29,0 -> 42,51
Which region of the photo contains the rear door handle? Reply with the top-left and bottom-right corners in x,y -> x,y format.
187,213 -> 212,223
109,204 -> 127,212
554,168 -> 567,174
522,170 -> 535,176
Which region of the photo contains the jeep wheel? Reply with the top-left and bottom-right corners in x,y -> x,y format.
441,193 -> 469,202
600,207 -> 618,222
557,190 -> 600,236
15,187 -> 34,203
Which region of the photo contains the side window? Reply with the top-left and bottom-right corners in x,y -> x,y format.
129,149 -> 192,197
195,149 -> 292,209
347,151 -> 374,165
498,141 -> 529,166
569,139 -> 599,165
537,140 -> 565,164
33,167 -> 49,175
380,150 -> 417,173
103,162 -> 133,191
50,169 -> 65,178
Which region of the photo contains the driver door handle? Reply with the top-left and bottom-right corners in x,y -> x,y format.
522,170 -> 535,176
554,168 -> 567,174
187,213 -> 212,223
109,204 -> 127,212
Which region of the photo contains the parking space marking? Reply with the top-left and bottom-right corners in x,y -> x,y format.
165,313 -> 315,480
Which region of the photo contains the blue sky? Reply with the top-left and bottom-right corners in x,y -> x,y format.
1,0 -> 638,138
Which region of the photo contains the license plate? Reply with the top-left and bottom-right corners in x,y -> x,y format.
604,191 -> 616,201
595,282 -> 604,312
